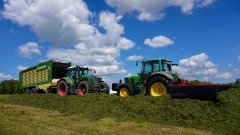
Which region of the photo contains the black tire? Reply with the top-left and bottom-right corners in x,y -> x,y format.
25,88 -> 31,94
117,83 -> 131,97
100,82 -> 110,94
147,76 -> 172,97
57,80 -> 69,96
31,87 -> 37,94
77,81 -> 90,96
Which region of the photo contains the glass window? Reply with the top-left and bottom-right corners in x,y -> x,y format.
162,62 -> 170,72
144,63 -> 152,73
79,69 -> 87,75
69,69 -> 76,80
153,61 -> 159,72
88,70 -> 93,75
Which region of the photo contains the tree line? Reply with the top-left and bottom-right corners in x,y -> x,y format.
0,80 -> 22,94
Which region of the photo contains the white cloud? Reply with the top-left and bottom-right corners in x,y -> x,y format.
144,35 -> 174,48
198,0 -> 215,7
3,1 -> 135,76
18,42 -> 41,58
17,65 -> 28,71
215,72 -> 232,80
106,0 -> 215,21
127,55 -> 143,61
173,53 -> 233,82
173,53 -> 217,76
117,37 -> 135,50
234,69 -> 240,76
99,11 -> 123,37
47,11 -> 134,76
227,64 -> 232,68
3,0 -> 94,45
0,73 -> 13,82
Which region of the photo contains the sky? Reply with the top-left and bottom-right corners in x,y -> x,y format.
0,0 -> 239,84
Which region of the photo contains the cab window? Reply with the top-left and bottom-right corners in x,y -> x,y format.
69,69 -> 75,80
144,63 -> 152,73
153,61 -> 160,72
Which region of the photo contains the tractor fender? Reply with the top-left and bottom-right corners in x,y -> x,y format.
57,77 -> 71,85
147,72 -> 173,82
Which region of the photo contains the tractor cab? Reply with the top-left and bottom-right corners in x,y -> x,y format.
141,59 -> 176,73
140,59 -> 179,81
66,66 -> 96,83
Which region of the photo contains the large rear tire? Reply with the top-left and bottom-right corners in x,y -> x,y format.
100,82 -> 110,94
77,81 -> 90,96
25,88 -> 31,94
31,87 -> 37,94
147,76 -> 172,97
117,84 -> 130,97
57,80 -> 68,96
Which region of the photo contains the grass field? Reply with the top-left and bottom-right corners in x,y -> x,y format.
0,103 -> 210,135
0,88 -> 239,134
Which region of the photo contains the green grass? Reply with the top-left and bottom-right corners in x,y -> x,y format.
0,88 -> 240,134
0,103 -> 209,135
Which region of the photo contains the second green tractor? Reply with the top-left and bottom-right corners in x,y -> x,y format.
57,66 -> 109,96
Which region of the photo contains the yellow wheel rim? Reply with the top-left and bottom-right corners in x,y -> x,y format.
120,87 -> 129,97
150,82 -> 167,97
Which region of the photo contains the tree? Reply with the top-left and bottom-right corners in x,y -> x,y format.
0,80 -> 21,94
235,79 -> 240,89
190,80 -> 211,85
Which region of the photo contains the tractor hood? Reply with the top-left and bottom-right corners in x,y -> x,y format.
93,76 -> 102,84
124,74 -> 141,85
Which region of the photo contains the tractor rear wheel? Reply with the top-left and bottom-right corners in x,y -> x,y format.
117,84 -> 130,97
147,76 -> 172,97
25,88 -> 31,94
31,87 -> 37,94
57,80 -> 68,96
77,81 -> 90,96
100,82 -> 110,94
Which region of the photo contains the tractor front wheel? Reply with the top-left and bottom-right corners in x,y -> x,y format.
57,80 -> 68,96
117,84 -> 130,97
77,81 -> 90,96
100,82 -> 110,94
147,76 -> 171,97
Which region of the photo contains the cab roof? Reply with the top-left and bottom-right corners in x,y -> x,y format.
142,58 -> 171,63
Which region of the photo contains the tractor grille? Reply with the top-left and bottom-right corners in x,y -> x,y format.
90,78 -> 95,84
130,78 -> 135,85
124,78 -> 129,83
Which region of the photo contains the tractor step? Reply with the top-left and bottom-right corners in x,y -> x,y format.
170,84 -> 231,99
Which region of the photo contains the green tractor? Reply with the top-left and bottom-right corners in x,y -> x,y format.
112,58 -> 179,97
57,65 -> 109,96
112,58 -> 231,99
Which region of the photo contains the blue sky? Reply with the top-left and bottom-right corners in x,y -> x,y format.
0,0 -> 239,84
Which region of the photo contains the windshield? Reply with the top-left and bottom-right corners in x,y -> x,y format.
79,68 -> 93,76
87,69 -> 93,75
162,62 -> 172,72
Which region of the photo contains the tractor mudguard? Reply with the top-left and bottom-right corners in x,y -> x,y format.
58,77 -> 72,85
147,72 -> 173,82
